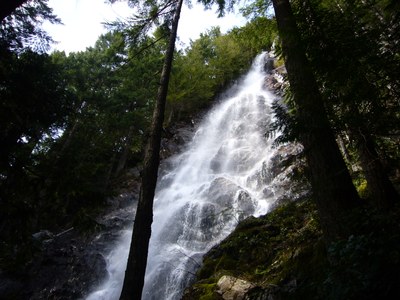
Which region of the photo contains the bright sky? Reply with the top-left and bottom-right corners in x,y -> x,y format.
43,0 -> 246,53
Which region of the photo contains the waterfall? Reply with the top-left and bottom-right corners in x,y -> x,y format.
86,52 -> 287,300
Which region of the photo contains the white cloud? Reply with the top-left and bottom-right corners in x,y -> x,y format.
43,0 -> 246,53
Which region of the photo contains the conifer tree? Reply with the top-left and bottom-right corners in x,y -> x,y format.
270,0 -> 361,240
119,0 -> 184,299
0,0 -> 27,22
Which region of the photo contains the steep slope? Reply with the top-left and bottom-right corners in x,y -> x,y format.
182,199 -> 400,300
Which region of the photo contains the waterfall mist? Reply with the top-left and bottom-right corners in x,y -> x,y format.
86,52 -> 287,300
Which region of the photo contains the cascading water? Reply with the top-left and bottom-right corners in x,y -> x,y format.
86,52 -> 287,300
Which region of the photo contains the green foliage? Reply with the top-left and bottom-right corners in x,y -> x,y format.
268,98 -> 300,144
0,0 -> 60,53
199,0 -> 237,16
0,49 -> 74,261
0,28 -> 163,271
167,27 -> 239,122
167,18 -> 277,123
323,206 -> 400,300
290,0 -> 400,151
240,0 -> 273,19
32,31 -> 163,226
198,283 -> 218,300
107,0 -> 178,46
0,50 -> 71,164
230,17 -> 277,54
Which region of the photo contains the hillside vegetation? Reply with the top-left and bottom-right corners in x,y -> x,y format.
183,197 -> 400,299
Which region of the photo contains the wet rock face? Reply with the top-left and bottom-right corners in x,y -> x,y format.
157,120 -> 199,187
262,53 -> 287,97
26,233 -> 108,300
160,120 -> 199,160
264,58 -> 275,74
0,229 -> 108,300
0,186 -> 138,300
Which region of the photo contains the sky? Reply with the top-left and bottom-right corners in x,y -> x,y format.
43,0 -> 247,53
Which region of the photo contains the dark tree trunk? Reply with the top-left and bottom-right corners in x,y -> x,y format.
57,119 -> 80,159
271,0 -> 360,240
114,125 -> 135,178
298,0 -> 399,210
350,128 -> 400,209
0,0 -> 27,22
119,0 -> 184,299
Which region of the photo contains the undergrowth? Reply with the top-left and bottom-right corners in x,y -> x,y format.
184,198 -> 400,299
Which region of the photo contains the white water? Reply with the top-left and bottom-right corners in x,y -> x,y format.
86,52 -> 286,300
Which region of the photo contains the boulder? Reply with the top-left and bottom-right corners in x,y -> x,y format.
217,275 -> 255,300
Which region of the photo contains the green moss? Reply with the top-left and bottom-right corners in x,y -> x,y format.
182,280 -> 222,300
187,198 -> 400,300
198,283 -> 218,300
355,178 -> 369,199
189,199 -> 324,299
273,57 -> 285,68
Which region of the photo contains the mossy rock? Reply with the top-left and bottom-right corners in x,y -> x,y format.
182,281 -> 222,300
186,198 -> 400,300
186,199 -> 325,299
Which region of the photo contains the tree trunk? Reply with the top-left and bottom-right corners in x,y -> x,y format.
271,0 -> 360,240
114,125 -> 136,178
119,0 -> 184,299
57,118 -> 80,160
0,0 -> 27,22
350,128 -> 400,209
298,0 -> 399,211
337,133 -> 355,172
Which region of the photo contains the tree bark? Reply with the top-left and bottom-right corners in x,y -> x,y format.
114,125 -> 136,178
337,133 -> 355,172
298,0 -> 399,211
119,0 -> 183,299
0,0 -> 27,22
271,0 -> 360,240
350,128 -> 400,210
